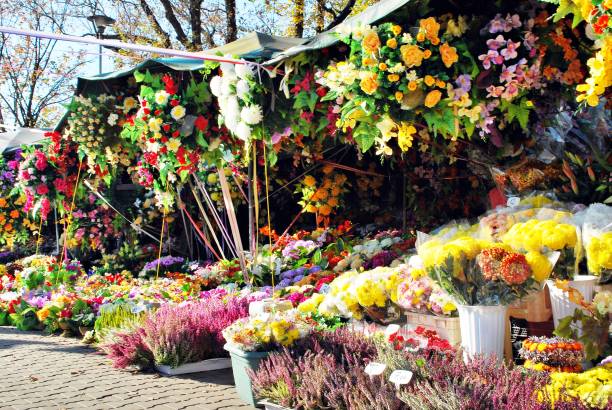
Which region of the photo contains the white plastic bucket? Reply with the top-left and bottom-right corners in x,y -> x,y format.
547,275 -> 597,329
456,304 -> 507,361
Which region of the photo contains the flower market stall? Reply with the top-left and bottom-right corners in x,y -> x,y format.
0,0 -> 611,408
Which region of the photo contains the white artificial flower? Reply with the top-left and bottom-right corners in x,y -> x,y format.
221,75 -> 235,96
240,105 -> 263,125
220,59 -> 237,79
146,141 -> 160,153
210,75 -> 223,97
224,114 -> 238,132
170,105 -> 186,120
235,79 -> 250,100
235,63 -> 254,80
107,113 -> 119,126
224,96 -> 240,122
235,122 -> 252,141
388,63 -> 406,74
155,90 -> 170,105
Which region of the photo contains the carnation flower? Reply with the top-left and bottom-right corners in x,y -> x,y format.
500,253 -> 531,285
170,105 -> 186,120
210,76 -> 223,97
235,122 -> 252,141
240,105 -> 263,125
477,247 -> 508,280
235,63 -> 254,80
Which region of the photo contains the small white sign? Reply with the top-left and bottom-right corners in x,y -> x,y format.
389,370 -> 413,389
385,324 -> 400,338
364,362 -> 386,377
507,196 -> 520,207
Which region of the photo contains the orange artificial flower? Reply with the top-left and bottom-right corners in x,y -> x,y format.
419,17 -> 440,42
416,32 -> 426,42
395,91 -> 404,101
378,62 -> 388,71
327,197 -> 339,207
0,198 -> 6,207
424,75 -> 436,87
362,30 -> 381,54
408,81 -> 418,91
400,44 -> 424,68
439,43 -> 458,68
386,38 -> 398,49
362,57 -> 377,67
424,90 -> 442,107
303,175 -> 316,187
319,204 -> 332,216
9,210 -> 19,219
436,79 -> 446,88
387,74 -> 400,82
423,49 -> 432,59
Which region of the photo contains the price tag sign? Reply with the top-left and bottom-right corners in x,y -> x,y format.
385,324 -> 400,339
364,362 -> 386,377
389,370 -> 413,389
507,196 -> 520,207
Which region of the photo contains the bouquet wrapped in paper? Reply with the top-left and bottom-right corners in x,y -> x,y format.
581,204 -> 612,283
417,225 -> 558,306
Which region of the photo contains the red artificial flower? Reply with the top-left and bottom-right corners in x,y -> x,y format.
170,99 -> 180,107
143,107 -> 151,115
36,184 -> 49,195
316,87 -> 327,97
162,74 -> 179,95
143,152 -> 158,166
154,109 -> 162,116
172,130 -> 180,138
159,146 -> 168,154
194,115 -> 209,132
161,136 -> 168,143
162,124 -> 171,132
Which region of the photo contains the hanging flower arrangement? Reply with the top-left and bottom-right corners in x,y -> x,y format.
295,165 -> 349,227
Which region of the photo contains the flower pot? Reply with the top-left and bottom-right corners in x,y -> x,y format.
258,399 -> 295,410
155,357 -> 232,376
547,275 -> 597,329
224,343 -> 270,407
457,304 -> 507,361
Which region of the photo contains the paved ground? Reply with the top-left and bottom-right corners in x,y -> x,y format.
0,327 -> 254,410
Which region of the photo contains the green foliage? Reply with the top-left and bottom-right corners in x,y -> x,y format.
9,301 -> 40,331
555,308 -> 611,361
94,303 -> 147,343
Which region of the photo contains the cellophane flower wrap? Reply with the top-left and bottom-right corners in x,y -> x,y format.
222,308 -> 312,352
580,203 -> 612,283
501,208 -> 581,280
417,220 -> 557,306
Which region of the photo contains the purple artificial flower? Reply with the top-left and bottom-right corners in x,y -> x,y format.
292,275 -> 304,283
143,256 -> 185,272
278,279 -> 292,288
309,266 -> 322,273
486,35 -> 506,51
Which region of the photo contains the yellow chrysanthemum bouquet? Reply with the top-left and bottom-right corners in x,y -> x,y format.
417,221 -> 557,305
581,204 -> 612,283
502,209 -> 581,280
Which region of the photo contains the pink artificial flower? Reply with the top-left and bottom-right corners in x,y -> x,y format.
34,151 -> 48,171
36,184 -> 49,195
501,81 -> 520,100
40,197 -> 51,220
499,65 -> 517,83
479,50 -> 503,70
486,35 -> 506,51
488,14 -> 506,33
486,85 -> 504,98
53,178 -> 67,193
19,169 -> 31,181
506,14 -> 521,30
23,192 -> 34,213
523,32 -> 538,51
501,40 -> 520,60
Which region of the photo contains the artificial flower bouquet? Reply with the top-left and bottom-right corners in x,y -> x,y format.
396,263 -> 457,316
581,204 -> 612,283
306,266 -> 403,324
418,230 -> 557,306
222,309 -> 312,352
501,209 -> 581,280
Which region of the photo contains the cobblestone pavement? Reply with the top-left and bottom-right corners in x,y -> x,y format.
0,327 -> 254,410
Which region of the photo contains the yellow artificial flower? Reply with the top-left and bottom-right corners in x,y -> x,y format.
386,38 -> 398,49
362,57 -> 377,67
423,49 -> 432,59
416,32 -> 426,42
525,251 -> 552,282
408,81 -> 418,91
167,138 -> 181,152
424,75 -> 436,87
424,90 -> 442,108
397,122 -> 416,152
360,72 -> 379,95
395,91 -> 404,102
391,25 -> 402,36
378,62 -> 388,71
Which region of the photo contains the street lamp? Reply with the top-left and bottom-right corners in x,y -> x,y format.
87,14 -> 116,74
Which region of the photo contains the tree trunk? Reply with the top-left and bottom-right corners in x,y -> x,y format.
315,0 -> 325,33
290,0 -> 305,37
225,0 -> 238,43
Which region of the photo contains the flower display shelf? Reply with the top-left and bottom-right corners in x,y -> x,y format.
155,357 -> 232,376
404,311 -> 461,346
507,288 -> 552,322
224,343 -> 270,406
258,400 -> 295,410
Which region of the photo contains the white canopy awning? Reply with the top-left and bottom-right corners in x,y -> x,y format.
0,125 -> 47,153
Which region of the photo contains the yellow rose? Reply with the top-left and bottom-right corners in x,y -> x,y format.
424,75 -> 436,87
424,90 -> 442,108
386,38 -> 398,49
419,17 -> 440,42
391,25 -> 402,36
416,32 -> 425,42
423,49 -> 432,59
395,91 -> 404,101
387,74 -> 400,82
360,72 -> 379,95
408,81 -> 418,91
362,29 -> 381,54
362,57 -> 377,67
400,44 -> 424,68
439,43 -> 459,68
378,62 -> 388,71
